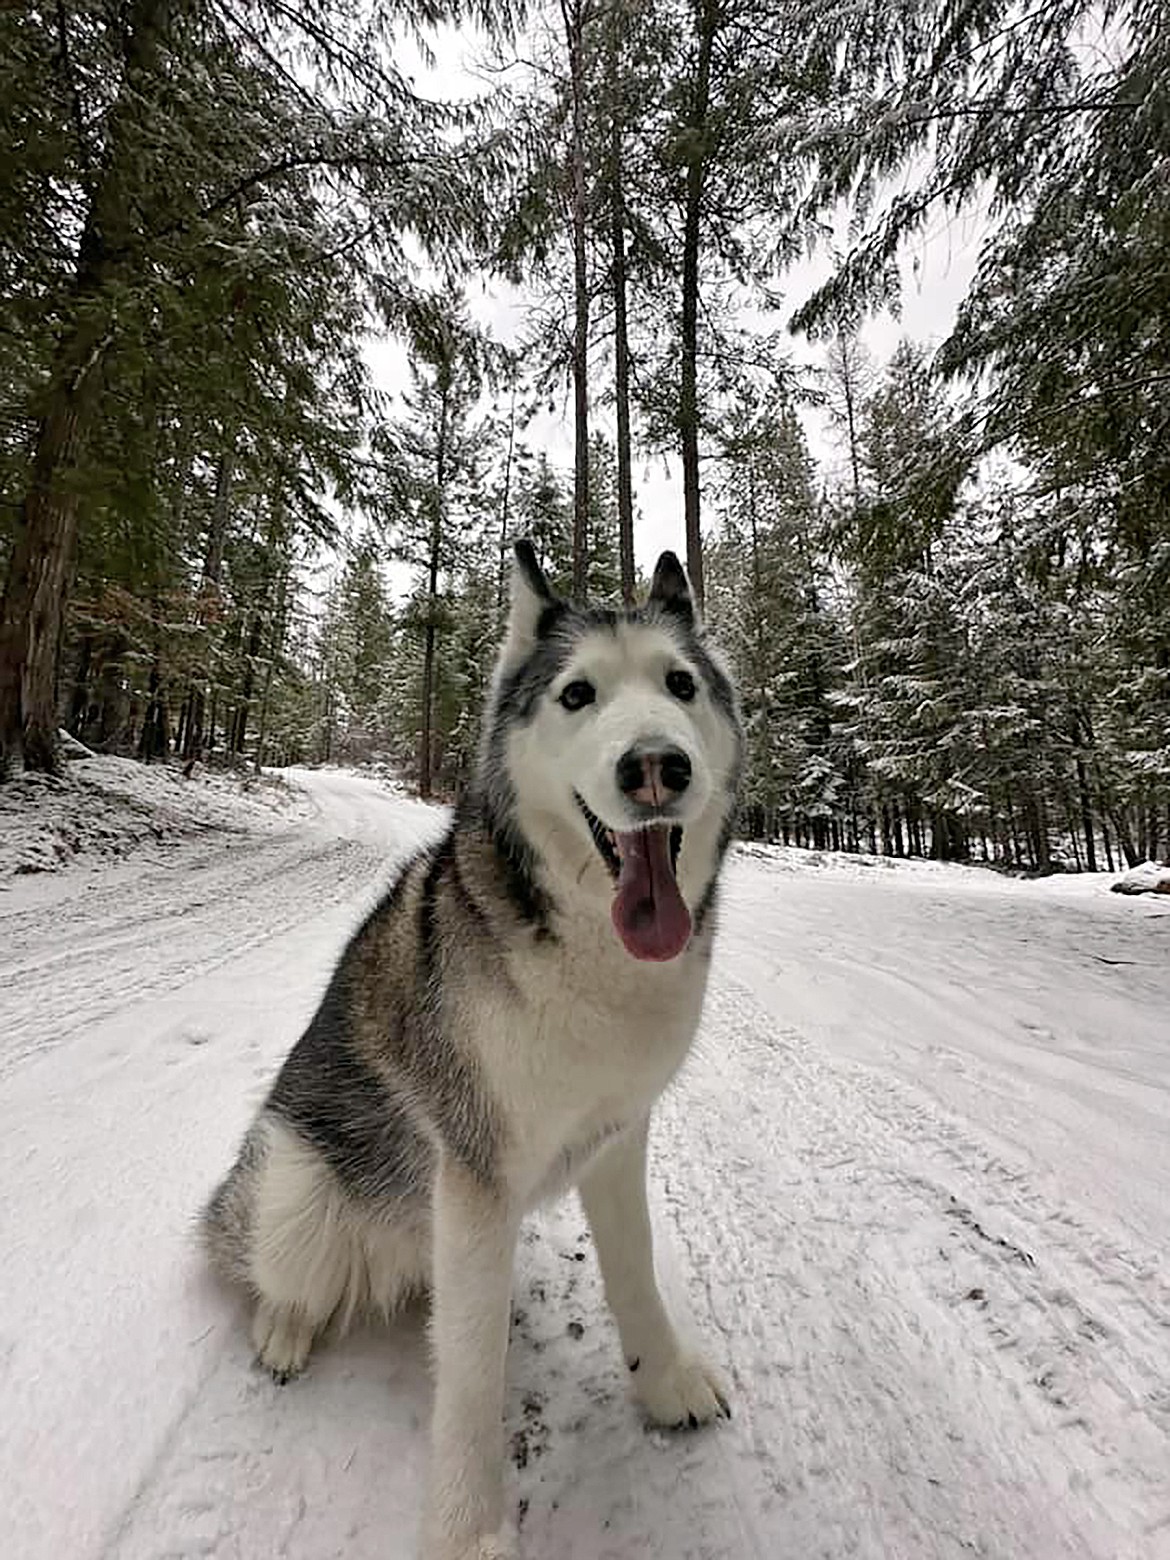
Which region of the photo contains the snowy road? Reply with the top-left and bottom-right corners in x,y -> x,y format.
1,771 -> 1167,1560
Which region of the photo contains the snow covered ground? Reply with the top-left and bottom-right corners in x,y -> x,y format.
0,754 -> 309,881
1,769 -> 1167,1560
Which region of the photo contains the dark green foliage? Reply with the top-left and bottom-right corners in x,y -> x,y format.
2,0 -> 1164,872
0,0 -> 520,774
706,400 -> 846,846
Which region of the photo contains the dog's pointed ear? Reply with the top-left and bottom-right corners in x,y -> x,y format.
503,539 -> 559,662
648,551 -> 697,627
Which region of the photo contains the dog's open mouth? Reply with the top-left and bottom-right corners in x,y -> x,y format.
577,796 -> 689,963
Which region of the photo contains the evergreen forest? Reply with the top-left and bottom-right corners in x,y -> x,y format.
2,0 -> 1167,871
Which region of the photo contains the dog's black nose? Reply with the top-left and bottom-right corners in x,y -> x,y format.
617,746 -> 692,804
660,749 -> 692,794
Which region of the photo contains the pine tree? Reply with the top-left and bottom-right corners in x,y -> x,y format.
788,0 -> 1169,859
389,292 -> 497,798
314,543 -> 396,763
0,0 -> 519,776
707,399 -> 846,845
833,343 -> 974,860
634,0 -> 830,605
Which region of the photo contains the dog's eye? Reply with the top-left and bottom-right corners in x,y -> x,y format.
559,679 -> 596,712
666,669 -> 696,702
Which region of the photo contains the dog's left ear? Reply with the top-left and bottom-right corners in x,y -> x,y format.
503,539 -> 559,663
648,551 -> 697,628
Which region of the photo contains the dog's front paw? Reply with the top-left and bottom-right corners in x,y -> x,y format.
634,1350 -> 732,1429
251,1299 -> 315,1383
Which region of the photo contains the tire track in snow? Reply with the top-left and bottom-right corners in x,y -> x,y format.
649,975 -> 1170,1559
0,831 -> 382,1080
96,910 -> 1170,1560
5,784 -> 1166,1560
1,772 -> 446,1560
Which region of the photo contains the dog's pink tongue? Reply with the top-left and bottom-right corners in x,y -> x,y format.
611,827 -> 691,961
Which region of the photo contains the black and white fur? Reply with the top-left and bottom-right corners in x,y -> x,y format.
202,543 -> 743,1560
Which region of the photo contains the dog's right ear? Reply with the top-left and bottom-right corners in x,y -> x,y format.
648,550 -> 698,628
503,539 -> 559,663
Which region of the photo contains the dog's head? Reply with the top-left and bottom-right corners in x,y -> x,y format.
477,541 -> 742,961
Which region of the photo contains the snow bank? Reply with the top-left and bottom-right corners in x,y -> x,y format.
344,758 -> 414,798
731,840 -> 1113,900
0,755 -> 309,880
1110,859 -> 1170,895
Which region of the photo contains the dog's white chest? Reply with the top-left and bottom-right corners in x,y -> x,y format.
482,924 -> 710,1203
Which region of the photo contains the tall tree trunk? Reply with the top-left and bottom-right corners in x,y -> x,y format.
0,330 -> 107,774
561,0 -> 591,601
185,440 -> 234,761
203,443 -> 233,586
1031,793 -> 1051,871
137,659 -> 170,762
496,379 -> 518,613
231,606 -> 265,756
419,384 -> 451,799
0,0 -> 166,776
232,502 -> 285,759
254,559 -> 289,776
678,0 -> 716,609
1100,813 -> 1115,874
68,634 -> 93,736
1067,804 -> 1083,871
1109,804 -> 1140,869
1075,752 -> 1097,872
1005,788 -> 1021,867
746,461 -> 770,805
320,685 -> 333,765
608,7 -> 636,606
254,657 -> 274,775
839,330 -> 864,510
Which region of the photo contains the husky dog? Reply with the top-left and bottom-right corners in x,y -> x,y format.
202,542 -> 743,1560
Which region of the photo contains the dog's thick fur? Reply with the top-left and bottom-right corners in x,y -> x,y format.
202,543 -> 743,1560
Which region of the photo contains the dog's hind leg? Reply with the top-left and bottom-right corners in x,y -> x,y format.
246,1114 -> 363,1380
577,1117 -> 731,1428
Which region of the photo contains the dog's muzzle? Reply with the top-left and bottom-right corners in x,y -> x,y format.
576,794 -> 689,962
